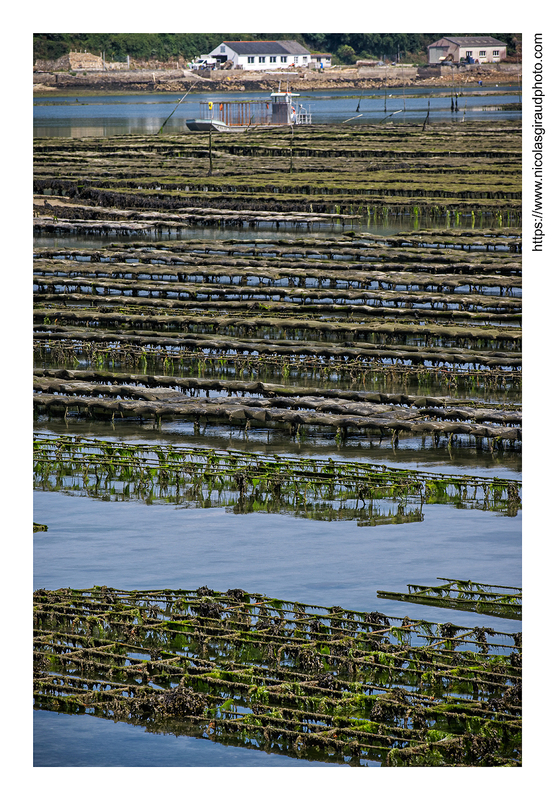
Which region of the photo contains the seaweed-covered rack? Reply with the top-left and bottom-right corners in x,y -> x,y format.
33,586 -> 522,767
33,433 -> 521,519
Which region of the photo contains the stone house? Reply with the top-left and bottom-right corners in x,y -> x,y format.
35,51 -> 105,72
427,37 -> 507,64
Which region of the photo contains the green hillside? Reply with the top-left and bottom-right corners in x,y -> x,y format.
33,33 -> 520,65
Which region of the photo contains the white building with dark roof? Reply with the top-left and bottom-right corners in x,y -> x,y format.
427,36 -> 507,64
208,40 -> 311,70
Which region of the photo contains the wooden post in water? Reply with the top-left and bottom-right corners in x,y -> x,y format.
208,129 -> 213,175
422,100 -> 430,131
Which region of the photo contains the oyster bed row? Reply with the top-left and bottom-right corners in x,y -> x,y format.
33,586 -> 521,767
33,121 -> 521,220
33,432 -> 521,518
34,229 -> 521,448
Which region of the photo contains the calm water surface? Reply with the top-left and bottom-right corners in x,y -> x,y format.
33,491 -> 521,629
33,86 -> 522,137
32,208 -> 509,244
34,709 -> 351,767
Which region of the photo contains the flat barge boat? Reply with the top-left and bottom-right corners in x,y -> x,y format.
186,89 -> 311,131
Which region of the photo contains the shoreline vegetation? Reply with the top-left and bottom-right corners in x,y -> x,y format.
33,33 -> 522,96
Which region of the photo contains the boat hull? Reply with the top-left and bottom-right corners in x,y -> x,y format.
186,118 -> 238,132
186,118 -> 294,133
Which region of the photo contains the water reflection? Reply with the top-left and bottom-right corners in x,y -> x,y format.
34,709 -> 350,767
32,210 -> 512,250
34,418 -> 522,481
34,87 -> 522,138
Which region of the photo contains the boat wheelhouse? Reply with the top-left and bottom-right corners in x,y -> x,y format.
186,89 -> 311,132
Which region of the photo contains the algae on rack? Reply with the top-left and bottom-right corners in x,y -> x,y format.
33,585 -> 522,767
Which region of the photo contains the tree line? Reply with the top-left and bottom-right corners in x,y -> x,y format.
33,33 -> 520,65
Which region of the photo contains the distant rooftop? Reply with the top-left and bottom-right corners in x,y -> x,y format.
223,40 -> 310,56
431,36 -> 507,47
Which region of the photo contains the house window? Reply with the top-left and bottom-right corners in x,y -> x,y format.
259,56 -> 265,63
493,50 -> 500,56
294,56 -> 299,63
465,51 -> 473,57
270,56 -> 276,63
220,46 -> 226,53
281,56 -> 287,63
248,57 -> 254,63
479,50 -> 486,57
302,56 -> 307,62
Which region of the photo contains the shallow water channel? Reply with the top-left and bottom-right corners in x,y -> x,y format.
33,86 -> 522,137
